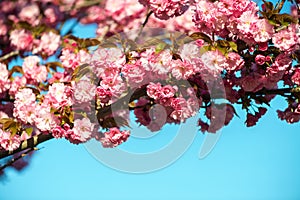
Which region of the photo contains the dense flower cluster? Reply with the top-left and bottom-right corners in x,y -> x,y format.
0,0 -> 299,171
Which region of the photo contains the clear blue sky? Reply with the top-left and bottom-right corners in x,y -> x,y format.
1,1 -> 300,199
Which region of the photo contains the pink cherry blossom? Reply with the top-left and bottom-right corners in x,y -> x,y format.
0,63 -> 10,94
9,29 -> 33,51
201,50 -> 228,72
22,56 -> 48,83
255,55 -> 266,65
67,118 -> 95,144
96,86 -> 112,104
73,77 -> 97,103
102,128 -> 130,147
18,3 -> 40,26
33,31 -> 61,56
170,59 -> 195,80
34,104 -> 58,132
139,0 -> 189,20
292,68 -> 300,86
9,76 -> 27,96
147,82 -> 162,100
272,24 -> 298,51
13,88 -> 37,124
0,130 -> 21,151
44,83 -> 73,109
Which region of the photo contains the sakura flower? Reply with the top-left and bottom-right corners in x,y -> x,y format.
272,24 -> 298,51
9,29 -> 33,51
22,56 -> 47,82
73,77 -> 96,103
18,3 -> 40,26
139,0 -> 189,20
255,54 -> 266,65
170,59 -> 195,80
292,68 -> 300,86
68,118 -> 95,144
9,76 -> 27,96
0,63 -> 10,94
33,31 -> 61,56
147,82 -> 162,100
201,50 -> 228,72
0,130 -> 21,151
253,19 -> 274,43
34,104 -> 58,132
13,88 -> 37,124
44,83 -> 73,109
102,128 -> 130,147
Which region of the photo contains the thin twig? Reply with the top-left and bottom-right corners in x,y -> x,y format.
135,10 -> 153,42
0,51 -> 19,62
0,147 -> 37,171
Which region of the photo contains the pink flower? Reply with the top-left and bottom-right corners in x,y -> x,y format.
73,77 -> 96,103
8,76 -> 26,96
255,54 -> 266,65
225,52 -> 244,71
22,56 -> 48,83
121,62 -> 145,86
51,126 -> 66,139
18,3 -> 40,26
9,29 -> 33,51
139,0 -> 189,20
292,68 -> 300,86
44,83 -> 73,109
102,128 -> 130,147
34,104 -> 58,132
13,88 -> 37,124
68,118 -> 95,144
0,63 -> 10,94
60,48 -> 80,70
96,86 -> 112,104
160,85 -> 176,98
91,48 -> 126,72
272,24 -> 298,51
201,50 -> 228,72
33,31 -> 61,56
170,59 -> 195,80
253,19 -> 274,43
0,130 -> 21,151
44,5 -> 63,25
100,75 -> 127,97
147,82 -> 162,100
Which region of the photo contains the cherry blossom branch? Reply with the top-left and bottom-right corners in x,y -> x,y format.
0,86 -> 299,160
0,134 -> 53,160
0,147 -> 37,171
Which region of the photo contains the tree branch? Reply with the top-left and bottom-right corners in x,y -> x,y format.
0,51 -> 19,62
0,134 -> 53,160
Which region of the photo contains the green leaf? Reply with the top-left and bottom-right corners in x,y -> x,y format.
0,118 -> 13,124
199,45 -> 211,55
25,127 -> 33,136
155,42 -> 167,53
228,41 -> 238,52
189,32 -> 212,44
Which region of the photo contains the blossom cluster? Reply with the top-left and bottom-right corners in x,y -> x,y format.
0,0 -> 299,162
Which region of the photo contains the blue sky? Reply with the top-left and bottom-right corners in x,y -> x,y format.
1,1 -> 300,199
1,97 -> 300,200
